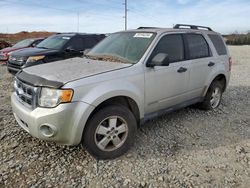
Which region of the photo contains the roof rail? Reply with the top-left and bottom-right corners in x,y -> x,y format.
137,27 -> 160,29
173,24 -> 212,31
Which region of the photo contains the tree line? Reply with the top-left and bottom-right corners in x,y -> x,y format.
225,32 -> 250,45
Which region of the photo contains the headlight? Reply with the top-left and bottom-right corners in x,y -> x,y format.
27,55 -> 45,63
38,88 -> 74,108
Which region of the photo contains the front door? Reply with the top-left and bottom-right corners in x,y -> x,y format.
144,34 -> 190,114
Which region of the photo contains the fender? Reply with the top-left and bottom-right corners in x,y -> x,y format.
202,63 -> 230,96
68,79 -> 144,144
79,80 -> 144,118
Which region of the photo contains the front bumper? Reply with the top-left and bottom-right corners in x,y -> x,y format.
7,62 -> 21,74
11,93 -> 94,145
0,55 -> 8,61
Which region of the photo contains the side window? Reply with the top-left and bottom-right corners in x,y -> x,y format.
150,34 -> 184,63
32,39 -> 42,47
82,36 -> 101,49
66,37 -> 83,51
208,34 -> 227,55
186,34 -> 210,59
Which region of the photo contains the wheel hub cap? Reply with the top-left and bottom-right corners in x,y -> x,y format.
94,116 -> 128,151
210,87 -> 221,108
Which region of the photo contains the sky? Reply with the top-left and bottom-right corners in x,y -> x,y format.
0,0 -> 249,34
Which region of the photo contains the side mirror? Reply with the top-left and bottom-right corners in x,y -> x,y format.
65,47 -> 78,53
147,53 -> 170,67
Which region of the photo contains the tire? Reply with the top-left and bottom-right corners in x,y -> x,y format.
82,105 -> 137,160
198,81 -> 223,110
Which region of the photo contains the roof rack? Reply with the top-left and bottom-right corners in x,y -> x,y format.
173,24 -> 212,31
137,27 -> 160,29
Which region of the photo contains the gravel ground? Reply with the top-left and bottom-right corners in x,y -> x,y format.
1,46 -> 250,188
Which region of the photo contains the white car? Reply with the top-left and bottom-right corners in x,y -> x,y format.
11,24 -> 231,159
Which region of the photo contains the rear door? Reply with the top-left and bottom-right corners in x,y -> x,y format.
183,33 -> 214,99
144,34 -> 190,114
207,34 -> 230,71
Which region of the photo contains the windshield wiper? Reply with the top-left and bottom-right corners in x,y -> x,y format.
85,54 -> 131,64
37,46 -> 49,49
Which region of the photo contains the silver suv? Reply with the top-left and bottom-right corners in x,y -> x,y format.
11,24 -> 231,159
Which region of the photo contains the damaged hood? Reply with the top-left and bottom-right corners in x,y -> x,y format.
17,57 -> 131,87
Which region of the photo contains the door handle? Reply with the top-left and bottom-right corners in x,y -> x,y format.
177,67 -> 187,73
208,62 -> 215,67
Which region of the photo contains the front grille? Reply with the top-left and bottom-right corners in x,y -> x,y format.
9,56 -> 26,65
8,62 -> 21,69
0,54 -> 6,60
14,79 -> 38,108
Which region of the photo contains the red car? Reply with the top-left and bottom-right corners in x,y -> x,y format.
0,38 -> 44,62
0,40 -> 11,50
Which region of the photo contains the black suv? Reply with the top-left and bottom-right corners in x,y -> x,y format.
7,33 -> 105,74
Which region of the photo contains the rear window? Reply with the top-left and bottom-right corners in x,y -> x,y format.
208,34 -> 227,55
186,34 -> 210,59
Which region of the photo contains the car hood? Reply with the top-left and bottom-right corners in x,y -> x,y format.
0,46 -> 25,53
11,47 -> 58,57
19,57 -> 131,87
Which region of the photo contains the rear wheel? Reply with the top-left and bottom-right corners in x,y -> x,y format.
199,81 -> 223,110
82,105 -> 137,159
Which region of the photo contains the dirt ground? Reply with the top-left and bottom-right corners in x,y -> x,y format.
0,31 -> 54,44
0,46 -> 250,187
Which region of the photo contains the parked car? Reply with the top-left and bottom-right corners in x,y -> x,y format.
0,38 -> 44,62
11,24 -> 231,159
0,40 -> 12,50
7,33 -> 106,74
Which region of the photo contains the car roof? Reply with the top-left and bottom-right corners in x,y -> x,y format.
33,37 -> 45,40
54,33 -> 105,37
120,27 -> 220,35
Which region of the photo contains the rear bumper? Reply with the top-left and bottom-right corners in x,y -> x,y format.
11,93 -> 95,145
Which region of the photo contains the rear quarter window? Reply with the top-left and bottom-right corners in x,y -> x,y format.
208,34 -> 227,55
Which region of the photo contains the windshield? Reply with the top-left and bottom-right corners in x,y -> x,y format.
13,39 -> 34,48
87,32 -> 156,64
36,35 -> 71,50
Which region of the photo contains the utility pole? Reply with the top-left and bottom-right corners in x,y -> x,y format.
124,0 -> 127,30
77,11 -> 80,32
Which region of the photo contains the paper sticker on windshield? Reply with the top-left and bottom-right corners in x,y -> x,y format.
134,33 -> 153,38
62,37 -> 70,40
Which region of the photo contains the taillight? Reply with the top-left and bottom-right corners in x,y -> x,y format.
229,57 -> 232,71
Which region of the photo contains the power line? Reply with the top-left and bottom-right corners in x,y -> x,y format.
74,0 -> 123,10
1,0 -> 164,32
0,0 -> 76,13
129,7 -> 163,25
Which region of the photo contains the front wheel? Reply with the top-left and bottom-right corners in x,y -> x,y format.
199,81 -> 223,110
82,105 -> 137,159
